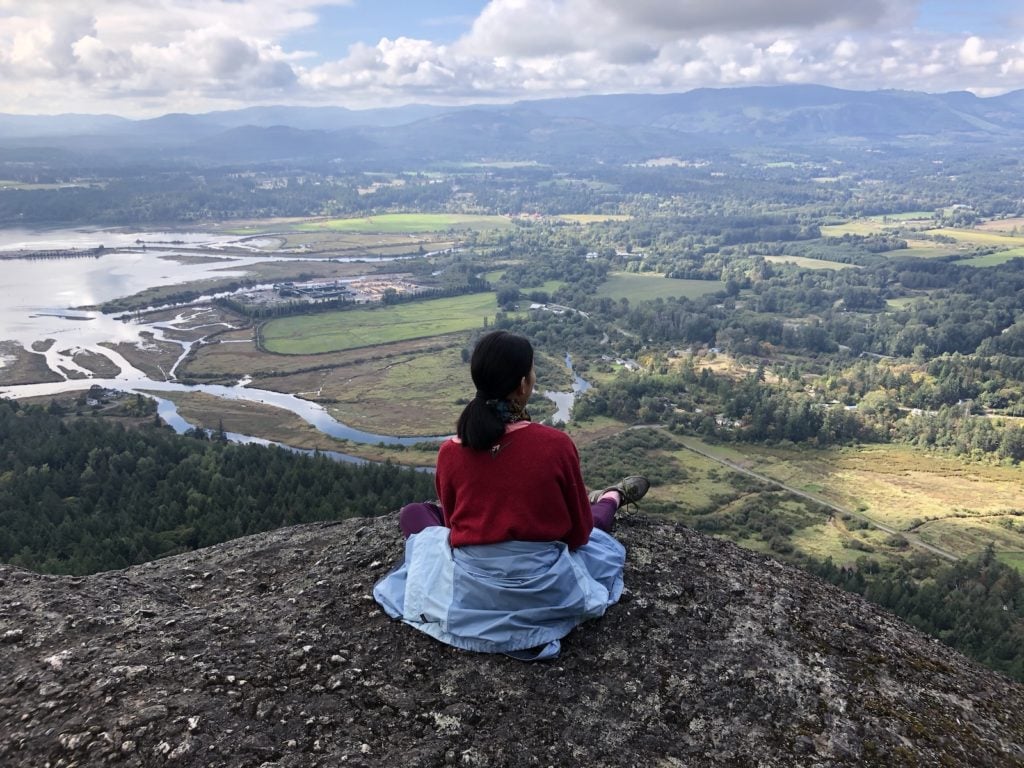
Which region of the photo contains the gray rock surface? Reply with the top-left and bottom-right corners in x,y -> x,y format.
1,514 -> 1022,767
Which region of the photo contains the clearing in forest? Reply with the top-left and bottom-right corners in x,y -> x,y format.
763,255 -> 856,270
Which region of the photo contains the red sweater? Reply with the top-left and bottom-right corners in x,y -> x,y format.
435,422 -> 594,550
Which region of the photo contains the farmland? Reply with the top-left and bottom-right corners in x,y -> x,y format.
663,438 -> 1024,567
960,247 -> 1024,266
554,214 -> 632,223
763,255 -> 856,270
260,293 -> 506,354
821,218 -> 1024,267
596,272 -> 725,302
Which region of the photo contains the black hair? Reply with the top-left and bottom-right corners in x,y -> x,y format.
455,330 -> 534,451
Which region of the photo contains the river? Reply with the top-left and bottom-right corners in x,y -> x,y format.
0,227 -> 589,446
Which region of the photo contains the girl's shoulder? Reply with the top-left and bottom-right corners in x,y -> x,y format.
516,422 -> 576,448
438,422 -> 575,457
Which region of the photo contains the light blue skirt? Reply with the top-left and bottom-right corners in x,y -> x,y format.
373,526 -> 625,660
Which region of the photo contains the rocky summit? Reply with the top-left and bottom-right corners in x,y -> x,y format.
1,514 -> 1022,768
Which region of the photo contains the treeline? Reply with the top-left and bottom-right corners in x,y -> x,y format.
822,354 -> 1024,413
0,400 -> 434,575
809,547 -> 1024,680
573,361 -> 1024,464
0,170 -> 458,226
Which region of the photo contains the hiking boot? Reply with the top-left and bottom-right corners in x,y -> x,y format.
589,475 -> 650,508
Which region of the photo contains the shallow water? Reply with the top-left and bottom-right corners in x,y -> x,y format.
0,228 -> 588,445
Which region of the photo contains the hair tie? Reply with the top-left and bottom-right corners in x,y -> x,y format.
481,397 -> 530,424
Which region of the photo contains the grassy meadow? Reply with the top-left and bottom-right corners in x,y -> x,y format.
959,247 -> 1024,267
483,270 -> 567,296
927,227 -> 1024,248
976,216 -> 1024,233
146,390 -> 440,465
764,255 -> 857,270
554,214 -> 632,223
185,321 -> 574,440
670,438 -> 1024,565
886,296 -> 929,309
820,213 -> 932,237
596,272 -> 726,302
889,240 -> 959,258
294,213 -> 512,234
574,425 -> 1024,570
260,293 -> 505,354
573,426 -> 913,568
313,344 -> 468,437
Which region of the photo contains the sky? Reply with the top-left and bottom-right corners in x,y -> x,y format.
1,0 -> 1023,117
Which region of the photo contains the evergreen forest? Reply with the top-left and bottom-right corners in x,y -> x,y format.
0,400 -> 434,575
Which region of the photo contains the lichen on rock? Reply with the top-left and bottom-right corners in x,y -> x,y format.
1,514 -> 1022,767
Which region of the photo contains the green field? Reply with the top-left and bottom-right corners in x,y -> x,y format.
261,293 -> 503,354
538,280 -> 565,292
764,255 -> 856,270
821,219 -> 1024,265
960,247 -> 1024,267
821,213 -> 933,237
821,222 -> 896,237
928,227 -> 1024,248
1000,552 -> 1024,572
887,240 -> 958,258
879,211 -> 935,221
483,271 -> 566,295
886,296 -> 922,309
294,213 -> 512,234
596,272 -> 725,301
554,214 -> 632,223
672,439 -> 1024,563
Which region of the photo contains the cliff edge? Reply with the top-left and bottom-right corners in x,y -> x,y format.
2,514 -> 1022,767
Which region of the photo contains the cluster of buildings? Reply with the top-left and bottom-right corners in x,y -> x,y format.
239,276 -> 424,308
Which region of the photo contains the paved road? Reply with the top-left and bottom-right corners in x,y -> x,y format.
675,436 -> 959,563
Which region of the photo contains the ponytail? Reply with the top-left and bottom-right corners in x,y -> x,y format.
456,398 -> 506,452
455,331 -> 534,451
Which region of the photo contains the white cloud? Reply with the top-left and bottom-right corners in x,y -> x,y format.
959,36 -> 999,67
0,0 -> 1023,116
0,0 -> 329,111
460,0 -> 584,58
303,38 -> 465,98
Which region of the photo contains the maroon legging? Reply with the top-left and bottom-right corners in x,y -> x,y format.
398,497 -> 619,540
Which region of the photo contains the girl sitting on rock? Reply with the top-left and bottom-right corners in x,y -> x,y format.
373,330 -> 648,660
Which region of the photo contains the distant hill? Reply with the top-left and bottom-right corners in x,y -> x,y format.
3,85 -> 1024,166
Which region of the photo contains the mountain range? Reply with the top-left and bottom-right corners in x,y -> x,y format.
2,84 -> 1024,166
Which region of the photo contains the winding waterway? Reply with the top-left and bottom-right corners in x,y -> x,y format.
0,227 -> 588,446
